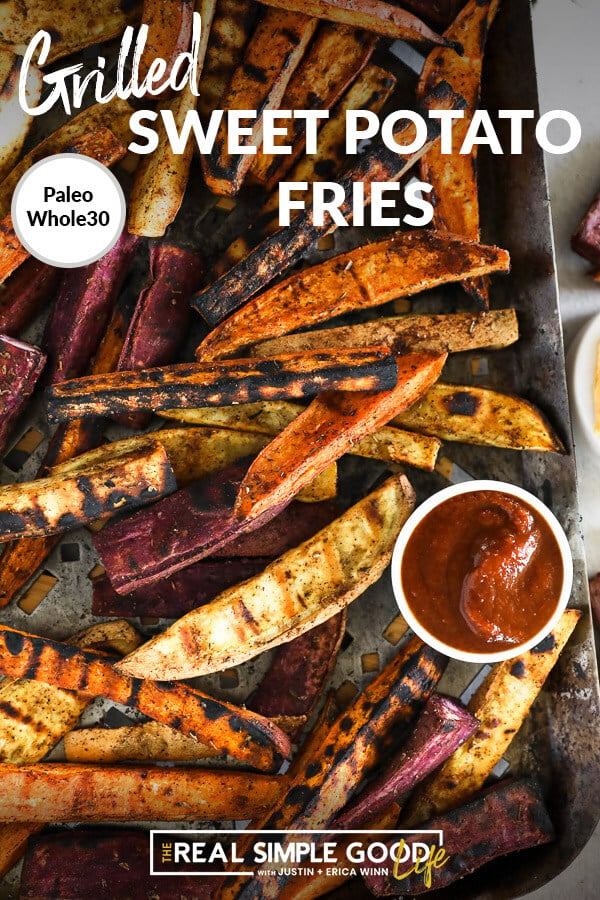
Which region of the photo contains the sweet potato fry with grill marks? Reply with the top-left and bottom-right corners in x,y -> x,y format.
0,0 -> 141,65
128,0 -> 216,236
249,612 -> 346,740
392,382 -> 564,453
46,347 -> 398,422
0,300 -> 133,609
0,440 -> 176,541
0,619 -> 141,877
115,474 -> 414,680
0,100 -> 133,218
0,625 -> 291,771
0,128 -> 127,283
0,50 -> 41,182
64,715 -> 303,763
234,351 -> 445,521
42,228 -> 142,384
94,461 -> 339,594
251,309 -> 519,357
193,80 -> 465,325
218,637 -> 446,900
19,830 -> 219,899
250,24 -> 376,190
160,400 -> 441,470
402,609 -> 581,826
401,0 -> 465,26
0,335 -> 46,455
0,762 -> 284,822
91,557 -> 272,617
215,62 -> 395,276
418,0 -> 501,307
202,9 -> 318,196
0,258 -> 60,336
258,0 -> 458,45
138,0 -> 194,90
116,244 -> 204,428
198,233 -> 510,360
364,777 -> 554,895
198,0 -> 258,120
572,190 -> 600,267
334,694 -> 479,829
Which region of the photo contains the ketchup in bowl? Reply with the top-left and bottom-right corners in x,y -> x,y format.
392,481 -> 573,662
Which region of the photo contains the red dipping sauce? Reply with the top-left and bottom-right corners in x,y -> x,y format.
400,490 -> 564,654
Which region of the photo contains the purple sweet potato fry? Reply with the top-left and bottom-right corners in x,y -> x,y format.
117,243 -> 204,428
0,334 -> 46,456
249,611 -> 347,741
92,557 -> 272,617
19,829 -> 219,899
362,776 -> 554,896
0,258 -> 60,336
572,191 -> 600,266
590,574 -> 600,629
209,498 -> 342,557
334,693 -> 479,829
93,458 -> 290,594
42,228 -> 142,384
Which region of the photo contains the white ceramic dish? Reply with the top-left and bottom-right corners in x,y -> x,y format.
390,479 -> 574,664
567,310 -> 600,461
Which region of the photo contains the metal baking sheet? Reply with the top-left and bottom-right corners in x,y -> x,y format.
2,0 -> 600,897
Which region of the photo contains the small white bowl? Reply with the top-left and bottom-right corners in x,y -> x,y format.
390,479 -> 574,664
567,311 -> 600,461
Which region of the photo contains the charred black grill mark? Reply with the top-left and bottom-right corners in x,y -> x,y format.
442,391 -> 481,416
3,630 -> 25,656
531,634 -> 556,653
243,63 -> 268,84
0,511 -> 27,533
510,660 -> 526,679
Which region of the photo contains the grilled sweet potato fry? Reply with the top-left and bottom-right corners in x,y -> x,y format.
116,244 -> 204,427
418,0 -> 501,307
234,352 -> 445,521
128,0 -> 216,235
0,763 -> 284,822
46,347 -> 398,421
0,300 -> 133,609
0,625 -> 291,771
0,128 -> 127,283
334,694 -> 479,829
0,0 -> 141,64
251,309 -> 519,357
198,0 -> 257,119
198,233 -> 510,359
403,609 -> 581,825
250,24 -> 376,190
392,382 -> 564,452
202,9 -> 318,196
0,50 -> 41,181
138,0 -> 194,89
572,190 -> 600,266
160,401 -> 442,470
258,0 -> 457,44
42,228 -> 142,384
0,619 -> 141,877
216,62 -> 396,275
64,715 -> 302,763
219,637 -> 446,900
0,258 -> 60,336
0,335 -> 45,455
0,440 -> 176,541
364,778 -> 554,895
94,462 -> 339,594
19,830 -> 218,899
91,557 -> 272,617
249,612 -> 347,740
401,0 -> 464,26
194,80 -> 465,325
0,102 -> 133,218
115,474 -> 414,680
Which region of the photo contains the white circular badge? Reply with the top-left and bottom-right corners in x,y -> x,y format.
12,154 -> 126,268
